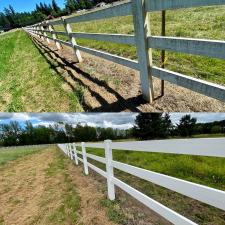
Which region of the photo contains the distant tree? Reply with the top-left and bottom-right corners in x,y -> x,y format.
133,113 -> 172,140
177,114 -> 197,137
211,125 -> 221,134
52,0 -> 61,14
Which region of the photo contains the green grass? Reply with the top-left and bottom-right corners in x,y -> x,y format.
77,145 -> 225,224
55,6 -> 225,85
0,146 -> 44,166
44,149 -> 80,224
0,30 -> 83,112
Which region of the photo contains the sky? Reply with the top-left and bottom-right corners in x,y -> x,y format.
0,0 -> 65,13
0,113 -> 224,130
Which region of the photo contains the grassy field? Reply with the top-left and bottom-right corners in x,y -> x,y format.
55,5 -> 225,85
0,30 -> 83,112
0,146 -> 81,225
77,144 -> 225,224
0,146 -> 116,225
0,146 -> 44,166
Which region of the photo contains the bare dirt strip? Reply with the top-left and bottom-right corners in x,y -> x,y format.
29,34 -> 225,112
0,147 -> 117,225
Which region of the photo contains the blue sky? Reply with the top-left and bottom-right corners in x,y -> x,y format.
0,0 -> 65,13
0,113 -> 224,129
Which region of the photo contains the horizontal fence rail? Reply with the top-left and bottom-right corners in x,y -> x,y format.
58,137 -> 225,225
24,0 -> 225,103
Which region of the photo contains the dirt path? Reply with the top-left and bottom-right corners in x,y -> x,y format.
30,34 -> 225,112
0,147 -> 117,225
68,164 -> 117,225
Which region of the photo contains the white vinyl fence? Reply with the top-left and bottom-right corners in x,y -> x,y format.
24,0 -> 225,103
58,138 -> 225,225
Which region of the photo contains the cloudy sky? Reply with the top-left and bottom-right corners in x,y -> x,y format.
0,113 -> 224,130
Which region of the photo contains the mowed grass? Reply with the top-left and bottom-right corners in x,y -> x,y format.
0,30 -> 83,112
0,146 -> 44,166
77,145 -> 225,224
0,146 -> 80,225
55,5 -> 225,85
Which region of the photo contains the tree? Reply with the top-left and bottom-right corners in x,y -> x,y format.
65,0 -> 77,14
133,113 -> 172,140
177,114 -> 197,137
52,0 -> 61,14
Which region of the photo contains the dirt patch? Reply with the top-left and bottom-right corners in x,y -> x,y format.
0,147 -> 117,225
29,34 -> 225,112
0,148 -> 55,225
68,164 -> 117,225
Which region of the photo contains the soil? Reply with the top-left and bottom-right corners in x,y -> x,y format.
0,148 -> 117,225
29,34 -> 225,112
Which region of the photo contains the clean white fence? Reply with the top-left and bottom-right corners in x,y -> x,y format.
24,0 -> 225,104
58,137 -> 225,225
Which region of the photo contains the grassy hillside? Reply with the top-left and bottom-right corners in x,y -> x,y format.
0,30 -> 83,112
55,5 -> 225,85
77,145 -> 225,224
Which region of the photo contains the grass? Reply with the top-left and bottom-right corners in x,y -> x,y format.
76,144 -> 225,224
55,5 -> 225,85
0,30 -> 83,112
0,146 -> 81,225
42,149 -> 80,224
0,146 -> 44,166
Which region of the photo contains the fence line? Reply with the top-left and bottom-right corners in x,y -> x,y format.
24,0 -> 225,103
58,137 -> 225,225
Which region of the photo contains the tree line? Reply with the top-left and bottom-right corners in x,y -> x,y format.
0,0 -> 119,31
0,121 -> 132,147
0,113 -> 224,147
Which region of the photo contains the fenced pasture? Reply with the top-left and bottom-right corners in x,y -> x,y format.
25,0 -> 225,104
58,137 -> 225,225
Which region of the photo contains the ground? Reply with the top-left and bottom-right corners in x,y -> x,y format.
0,146 -> 117,225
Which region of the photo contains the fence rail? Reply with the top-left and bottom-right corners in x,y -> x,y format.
24,0 -> 225,103
58,137 -> 225,225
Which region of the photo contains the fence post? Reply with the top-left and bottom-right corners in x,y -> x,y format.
132,0 -> 154,103
38,24 -> 44,40
73,143 -> 79,165
67,144 -> 70,157
61,17 -> 83,63
69,143 -> 73,160
160,10 -> 166,96
81,142 -> 89,175
42,22 -> 50,44
104,140 -> 115,201
48,23 -> 62,50
36,25 -> 41,38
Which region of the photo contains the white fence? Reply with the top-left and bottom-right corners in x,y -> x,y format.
58,137 -> 225,225
24,0 -> 225,104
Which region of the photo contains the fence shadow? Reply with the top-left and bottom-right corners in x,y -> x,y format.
31,35 -> 145,112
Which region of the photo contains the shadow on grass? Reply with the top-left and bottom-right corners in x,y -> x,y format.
30,35 -> 147,112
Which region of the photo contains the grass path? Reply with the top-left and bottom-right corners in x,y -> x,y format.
0,30 -> 83,112
0,146 -> 116,225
